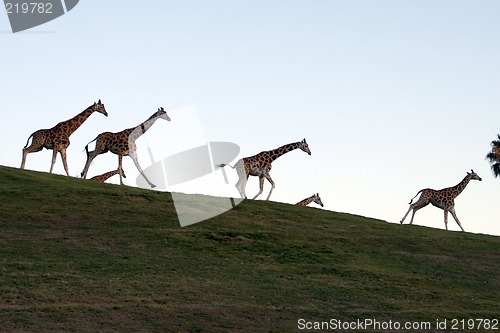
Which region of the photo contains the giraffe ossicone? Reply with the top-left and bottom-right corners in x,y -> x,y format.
80,107 -> 170,188
20,99 -> 107,176
220,138 -> 311,201
400,169 -> 482,232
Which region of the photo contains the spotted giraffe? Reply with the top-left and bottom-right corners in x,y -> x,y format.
400,170 -> 482,231
296,193 -> 324,207
80,107 -> 170,188
220,139 -> 311,200
90,168 -> 126,183
21,100 -> 108,176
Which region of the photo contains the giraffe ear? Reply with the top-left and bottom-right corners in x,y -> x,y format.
98,99 -> 101,104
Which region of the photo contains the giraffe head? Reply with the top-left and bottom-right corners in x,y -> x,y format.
467,169 -> 482,181
92,99 -> 108,117
154,107 -> 171,121
299,138 -> 311,155
312,193 -> 324,207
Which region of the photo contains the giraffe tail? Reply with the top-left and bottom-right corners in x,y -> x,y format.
23,133 -> 35,148
408,190 -> 423,204
83,137 -> 98,157
218,163 -> 236,169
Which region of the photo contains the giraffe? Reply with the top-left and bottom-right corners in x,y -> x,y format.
296,193 -> 324,207
90,168 -> 126,183
80,107 -> 170,188
21,100 -> 108,176
220,139 -> 311,200
400,170 -> 482,231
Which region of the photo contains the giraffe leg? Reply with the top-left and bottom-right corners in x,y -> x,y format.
21,148 -> 32,169
21,132 -> 44,169
118,155 -> 124,185
234,160 -> 248,199
400,206 -> 413,224
264,174 -> 275,201
235,176 -> 248,199
129,151 -> 155,188
403,200 -> 429,225
60,149 -> 70,176
443,210 -> 449,230
81,151 -> 99,179
21,149 -> 27,169
49,149 -> 58,174
21,144 -> 43,169
449,207 -> 465,232
81,138 -> 108,179
409,209 -> 418,224
21,148 -> 31,169
252,176 -> 265,199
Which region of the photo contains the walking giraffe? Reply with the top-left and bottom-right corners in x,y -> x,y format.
400,170 -> 482,231
296,193 -> 324,207
21,100 -> 108,175
80,107 -> 170,188
220,139 -> 311,200
90,168 -> 126,183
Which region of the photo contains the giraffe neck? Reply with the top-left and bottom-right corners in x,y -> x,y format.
450,174 -> 472,198
56,105 -> 94,135
101,170 -> 119,180
140,115 -> 159,133
91,170 -> 120,181
129,114 -> 160,139
267,142 -> 301,162
297,196 -> 314,206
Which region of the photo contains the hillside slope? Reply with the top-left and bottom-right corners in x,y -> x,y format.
0,166 -> 499,332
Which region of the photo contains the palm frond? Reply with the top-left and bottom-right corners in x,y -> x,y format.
486,135 -> 500,178
490,134 -> 500,149
486,151 -> 498,163
491,162 -> 500,178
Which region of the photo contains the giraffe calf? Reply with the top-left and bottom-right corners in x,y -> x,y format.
296,193 -> 324,207
90,169 -> 126,183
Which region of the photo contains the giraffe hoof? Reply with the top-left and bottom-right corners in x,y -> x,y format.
150,184 -> 156,188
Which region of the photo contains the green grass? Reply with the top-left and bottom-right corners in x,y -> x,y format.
0,165 -> 499,332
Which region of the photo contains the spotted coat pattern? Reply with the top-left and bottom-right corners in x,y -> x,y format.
296,193 -> 324,207
90,169 -> 126,183
223,139 -> 311,200
80,108 -> 170,188
20,100 -> 108,175
400,170 -> 482,231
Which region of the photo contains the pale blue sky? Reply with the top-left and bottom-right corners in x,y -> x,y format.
1,1 -> 499,235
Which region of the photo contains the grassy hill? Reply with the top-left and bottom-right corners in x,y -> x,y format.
0,165 -> 498,333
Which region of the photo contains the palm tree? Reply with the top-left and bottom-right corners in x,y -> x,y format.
486,134 -> 500,177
